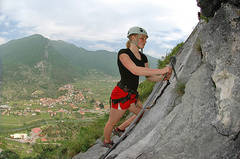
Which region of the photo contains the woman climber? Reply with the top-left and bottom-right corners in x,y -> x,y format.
103,26 -> 172,148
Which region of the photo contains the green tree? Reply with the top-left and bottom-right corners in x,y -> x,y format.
0,150 -> 20,159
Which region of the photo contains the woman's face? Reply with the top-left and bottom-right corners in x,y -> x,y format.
132,34 -> 148,49
137,34 -> 148,48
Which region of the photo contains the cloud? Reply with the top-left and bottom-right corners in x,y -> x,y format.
0,15 -> 6,22
0,37 -> 7,45
87,43 -> 115,52
146,49 -> 162,59
0,0 -> 200,58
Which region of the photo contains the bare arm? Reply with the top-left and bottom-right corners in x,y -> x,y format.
144,63 -> 166,82
119,53 -> 169,76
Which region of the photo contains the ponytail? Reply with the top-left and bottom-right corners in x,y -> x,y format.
126,34 -> 137,48
126,40 -> 131,48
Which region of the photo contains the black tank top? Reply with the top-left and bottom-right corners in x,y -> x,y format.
117,48 -> 148,91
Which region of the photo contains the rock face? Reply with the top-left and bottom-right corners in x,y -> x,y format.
73,2 -> 240,159
197,0 -> 240,17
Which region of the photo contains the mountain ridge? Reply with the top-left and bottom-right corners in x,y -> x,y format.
0,34 -> 158,100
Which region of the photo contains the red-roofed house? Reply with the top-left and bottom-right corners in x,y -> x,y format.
78,110 -> 85,115
41,138 -> 47,142
32,128 -> 42,134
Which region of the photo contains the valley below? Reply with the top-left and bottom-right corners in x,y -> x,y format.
0,73 -> 119,158
0,34 -> 157,158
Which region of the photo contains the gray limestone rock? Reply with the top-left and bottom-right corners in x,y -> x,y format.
73,3 -> 240,159
200,3 -> 240,141
197,0 -> 240,18
197,0 -> 222,17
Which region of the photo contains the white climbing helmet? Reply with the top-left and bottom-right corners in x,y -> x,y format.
127,26 -> 148,38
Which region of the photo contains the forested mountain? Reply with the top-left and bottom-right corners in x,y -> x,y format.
0,34 -> 158,100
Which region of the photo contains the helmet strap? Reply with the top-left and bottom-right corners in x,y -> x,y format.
129,40 -> 144,54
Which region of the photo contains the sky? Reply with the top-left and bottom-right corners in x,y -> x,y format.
0,0 -> 200,58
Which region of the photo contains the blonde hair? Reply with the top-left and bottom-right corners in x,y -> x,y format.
126,34 -> 136,48
126,40 -> 131,48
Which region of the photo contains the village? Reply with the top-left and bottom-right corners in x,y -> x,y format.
8,127 -> 44,144
0,84 -> 111,145
0,84 -> 110,117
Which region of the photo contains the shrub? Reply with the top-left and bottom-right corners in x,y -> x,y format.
0,150 -> 20,159
62,113 -> 109,158
176,82 -> 186,96
158,42 -> 184,69
138,80 -> 155,102
200,15 -> 209,23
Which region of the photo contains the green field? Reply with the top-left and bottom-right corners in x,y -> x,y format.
0,73 -> 119,158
